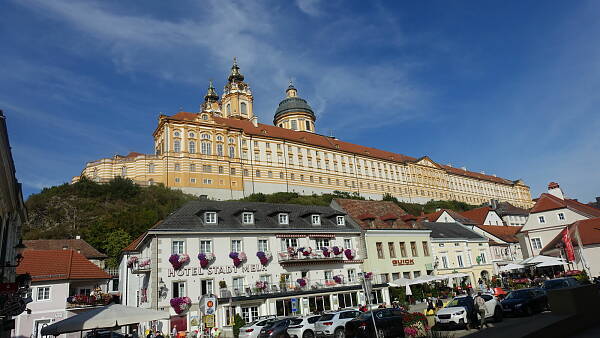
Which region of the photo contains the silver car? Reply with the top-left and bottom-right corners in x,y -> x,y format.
314,310 -> 360,338
287,315 -> 321,338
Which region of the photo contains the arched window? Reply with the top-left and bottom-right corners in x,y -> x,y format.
202,114 -> 209,121
188,132 -> 196,138
228,146 -> 235,158
216,144 -> 224,156
226,104 -> 231,114
174,131 -> 181,137
189,141 -> 196,154
240,102 -> 247,115
201,141 -> 212,155
305,120 -> 311,130
228,137 -> 235,143
174,140 -> 181,152
216,135 -> 224,142
201,133 -> 211,140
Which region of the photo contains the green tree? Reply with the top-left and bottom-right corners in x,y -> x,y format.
102,229 -> 132,268
233,314 -> 246,338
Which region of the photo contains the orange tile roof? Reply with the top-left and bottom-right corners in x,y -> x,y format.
164,113 -> 521,186
122,232 -> 147,252
24,239 -> 107,259
475,225 -> 522,243
17,249 -> 111,282
334,199 -> 416,230
460,206 -> 493,225
530,193 -> 600,217
541,218 -> 600,253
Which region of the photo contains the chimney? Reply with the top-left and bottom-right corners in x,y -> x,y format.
490,199 -> 498,209
547,182 -> 565,200
250,116 -> 258,127
461,166 -> 467,171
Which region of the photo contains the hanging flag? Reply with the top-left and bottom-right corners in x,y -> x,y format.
562,227 -> 575,262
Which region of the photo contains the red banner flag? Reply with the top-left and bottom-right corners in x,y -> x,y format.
562,227 -> 575,262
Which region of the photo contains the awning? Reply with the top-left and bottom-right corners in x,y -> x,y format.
498,263 -> 525,272
520,255 -> 567,267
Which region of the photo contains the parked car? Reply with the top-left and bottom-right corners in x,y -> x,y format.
501,288 -> 548,316
259,318 -> 295,338
287,315 -> 322,338
434,294 -> 502,329
240,317 -> 279,338
542,277 -> 579,290
314,310 -> 360,338
344,308 -> 405,338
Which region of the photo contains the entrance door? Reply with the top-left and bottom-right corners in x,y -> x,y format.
35,319 -> 52,338
170,315 -> 188,333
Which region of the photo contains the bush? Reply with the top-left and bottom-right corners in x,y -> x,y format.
232,314 -> 246,338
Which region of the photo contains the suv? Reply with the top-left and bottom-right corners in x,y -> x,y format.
345,309 -> 405,338
315,310 -> 360,338
543,277 -> 579,290
258,318 -> 295,338
239,317 -> 279,338
287,315 -> 322,338
434,294 -> 502,329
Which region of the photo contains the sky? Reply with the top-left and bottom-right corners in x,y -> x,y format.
1,0 -> 599,202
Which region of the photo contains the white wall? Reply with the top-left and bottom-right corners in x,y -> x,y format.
483,211 -> 503,226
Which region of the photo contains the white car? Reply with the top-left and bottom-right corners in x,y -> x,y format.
239,317 -> 278,338
434,294 -> 503,329
287,315 -> 322,338
314,310 -> 360,338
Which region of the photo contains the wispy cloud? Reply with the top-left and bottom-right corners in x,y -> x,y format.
295,0 -> 322,16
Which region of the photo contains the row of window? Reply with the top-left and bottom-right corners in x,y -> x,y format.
375,241 -> 430,259
173,140 -> 235,157
202,211 -> 344,227
538,212 -> 565,224
438,251 -> 487,269
171,237 -> 354,255
172,131 -> 233,143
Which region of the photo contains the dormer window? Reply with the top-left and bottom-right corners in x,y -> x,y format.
204,212 -> 217,224
242,212 -> 254,225
278,213 -> 289,225
336,216 -> 345,226
311,215 -> 321,226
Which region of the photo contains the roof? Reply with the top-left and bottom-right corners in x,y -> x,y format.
530,193 -> 600,217
422,209 -> 477,225
24,239 -> 107,259
122,232 -> 147,252
150,201 -> 360,233
163,113 -> 522,187
475,225 -> 523,243
274,96 -> 315,121
420,222 -> 487,240
334,199 -> 418,230
493,202 -> 529,217
460,207 -> 494,225
17,249 -> 111,282
541,218 -> 600,253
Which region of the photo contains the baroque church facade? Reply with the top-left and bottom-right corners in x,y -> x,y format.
73,60 -> 533,208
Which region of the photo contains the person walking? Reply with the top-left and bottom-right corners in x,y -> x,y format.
465,292 -> 478,330
474,292 -> 488,329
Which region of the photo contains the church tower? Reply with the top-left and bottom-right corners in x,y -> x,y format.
201,80 -> 221,115
273,81 -> 316,132
221,58 -> 254,119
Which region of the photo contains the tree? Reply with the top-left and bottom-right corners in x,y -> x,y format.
232,314 -> 246,338
102,229 -> 132,268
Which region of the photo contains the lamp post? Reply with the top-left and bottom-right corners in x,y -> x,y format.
1,239 -> 26,272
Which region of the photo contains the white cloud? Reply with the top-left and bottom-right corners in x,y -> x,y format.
295,0 -> 322,16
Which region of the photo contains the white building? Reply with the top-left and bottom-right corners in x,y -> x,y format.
120,201 -> 388,337
466,225 -> 524,274
517,182 -> 600,258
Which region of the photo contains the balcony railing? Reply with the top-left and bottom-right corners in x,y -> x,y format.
277,250 -> 359,264
66,294 -> 113,309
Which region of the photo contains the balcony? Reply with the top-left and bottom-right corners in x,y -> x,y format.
66,294 -> 114,309
277,249 -> 360,266
129,258 -> 151,274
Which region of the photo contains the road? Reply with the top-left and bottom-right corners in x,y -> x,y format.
432,310 -> 552,337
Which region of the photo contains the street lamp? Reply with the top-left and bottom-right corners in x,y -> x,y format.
1,238 -> 26,268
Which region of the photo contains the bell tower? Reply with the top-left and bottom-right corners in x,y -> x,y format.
201,80 -> 221,115
273,81 -> 316,132
221,58 -> 254,119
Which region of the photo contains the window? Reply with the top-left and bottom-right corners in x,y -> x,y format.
228,146 -> 235,158
311,215 -> 321,225
174,163 -> 181,171
315,238 -> 330,248
226,104 -> 231,114
241,306 -> 259,323
479,252 -> 487,264
410,242 -> 418,256
399,242 -> 407,257
422,241 -> 430,256
403,272 -> 411,279
148,163 -> 155,173
172,241 -> 184,254
240,102 -> 247,115
231,239 -> 243,252
203,178 -> 212,184
203,165 -> 212,173
172,282 -> 185,298
231,168 -> 236,175
255,170 -> 261,177
174,140 -> 181,153
216,144 -> 224,156
291,120 -> 298,130
174,177 -> 180,183
278,213 -> 289,225
204,212 -> 217,224
441,256 -> 449,269
190,178 -> 196,183
344,238 -> 352,249
189,141 -> 196,153
538,216 -> 546,224
558,213 -> 565,221
305,120 -> 311,130
281,238 -> 298,250
347,269 -> 356,282
174,131 -> 181,137
324,271 -> 333,281
242,212 -> 254,224
531,238 -> 543,250
232,277 -> 244,291
243,169 -> 249,176
413,271 -> 421,278
336,216 -> 345,226
457,255 -> 464,267
190,164 -> 196,172
376,242 -> 384,259
218,166 -> 224,174
37,287 -> 50,301
201,141 -> 212,155
258,239 -> 269,252
200,240 -> 212,253
388,242 -> 396,258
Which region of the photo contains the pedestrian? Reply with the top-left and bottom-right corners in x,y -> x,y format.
155,332 -> 164,338
474,292 -> 488,329
435,297 -> 443,309
427,298 -> 435,312
171,326 -> 177,338
465,292 -> 478,330
146,330 -> 153,338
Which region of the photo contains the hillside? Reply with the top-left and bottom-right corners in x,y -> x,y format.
24,177 -> 196,267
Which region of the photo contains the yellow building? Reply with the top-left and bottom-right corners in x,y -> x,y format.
73,59 -> 532,208
421,222 -> 495,284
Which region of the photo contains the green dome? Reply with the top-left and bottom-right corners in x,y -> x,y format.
274,96 -> 315,122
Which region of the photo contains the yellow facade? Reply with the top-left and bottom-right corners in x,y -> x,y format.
361,230 -> 434,283
431,240 -> 495,284
73,60 -> 533,208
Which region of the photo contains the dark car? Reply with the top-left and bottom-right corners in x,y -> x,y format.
501,288 -> 548,316
344,309 -> 405,338
542,277 -> 579,290
259,318 -> 295,338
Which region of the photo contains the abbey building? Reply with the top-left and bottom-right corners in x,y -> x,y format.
73,60 -> 532,208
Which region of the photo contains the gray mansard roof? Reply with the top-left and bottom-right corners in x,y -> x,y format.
420,222 -> 486,241
152,200 -> 360,233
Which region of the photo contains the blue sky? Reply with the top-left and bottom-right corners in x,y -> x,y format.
2,0 -> 599,202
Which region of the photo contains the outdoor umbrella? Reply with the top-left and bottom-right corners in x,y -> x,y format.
499,263 -> 525,272
40,304 -> 170,336
388,277 -> 412,287
521,255 -> 565,266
